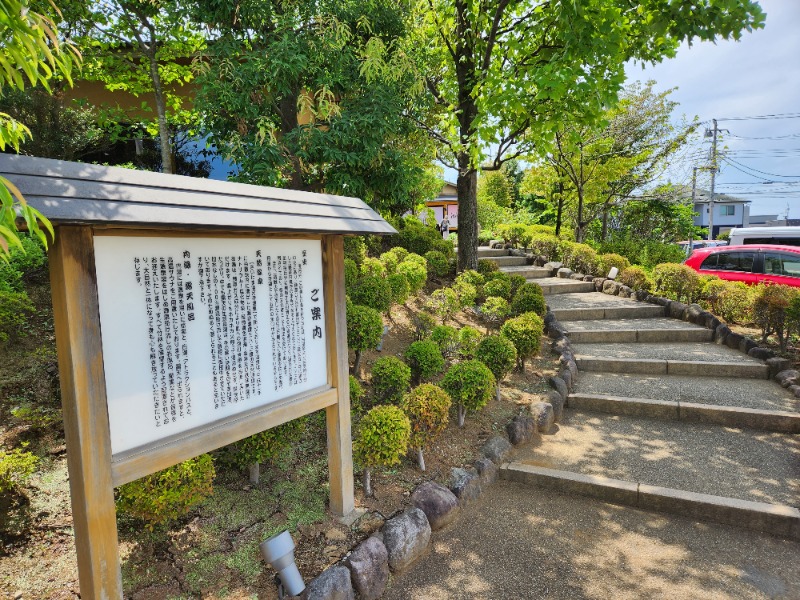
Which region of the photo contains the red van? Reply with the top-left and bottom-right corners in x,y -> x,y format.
684,244 -> 800,287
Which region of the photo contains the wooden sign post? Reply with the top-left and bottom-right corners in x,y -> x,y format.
1,155 -> 395,599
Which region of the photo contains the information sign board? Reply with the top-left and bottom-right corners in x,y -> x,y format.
93,236 -> 327,456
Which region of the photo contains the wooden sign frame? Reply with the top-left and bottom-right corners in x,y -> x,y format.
50,225 -> 354,599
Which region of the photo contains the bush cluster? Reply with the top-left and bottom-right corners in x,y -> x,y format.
401,384 -> 451,452
424,250 -> 451,279
441,360 -> 496,426
500,311 -> 544,370
229,419 -> 305,471
405,340 -> 445,383
458,326 -> 483,360
353,405 -> 410,469
429,325 -> 460,359
424,287 -> 460,322
481,296 -> 510,328
371,356 -> 412,404
483,276 -> 511,300
349,275 -> 393,313
475,334 -> 517,382
0,446 -> 38,495
510,282 -> 546,317
652,263 -> 700,304
618,266 -> 653,291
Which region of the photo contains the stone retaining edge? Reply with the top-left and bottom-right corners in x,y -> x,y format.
500,462 -> 800,541
568,393 -> 800,433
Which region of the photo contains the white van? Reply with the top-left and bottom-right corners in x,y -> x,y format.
728,226 -> 800,247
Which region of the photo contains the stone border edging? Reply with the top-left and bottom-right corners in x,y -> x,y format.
501,462 -> 800,541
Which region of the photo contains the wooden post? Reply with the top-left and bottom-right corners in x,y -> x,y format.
323,235 -> 355,516
50,226 -> 122,599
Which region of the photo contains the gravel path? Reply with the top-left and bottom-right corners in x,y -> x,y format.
572,341 -> 764,364
384,480 -> 800,600
575,372 -> 799,412
513,409 -> 799,506
546,292 -> 653,309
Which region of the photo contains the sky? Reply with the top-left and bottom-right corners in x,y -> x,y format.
624,0 -> 800,219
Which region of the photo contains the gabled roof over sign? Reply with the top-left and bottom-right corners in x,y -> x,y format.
0,154 -> 396,235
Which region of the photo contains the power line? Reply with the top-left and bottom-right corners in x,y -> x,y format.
723,156 -> 800,179
729,132 -> 800,140
717,112 -> 800,122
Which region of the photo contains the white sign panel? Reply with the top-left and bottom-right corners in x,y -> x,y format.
93,236 -> 328,456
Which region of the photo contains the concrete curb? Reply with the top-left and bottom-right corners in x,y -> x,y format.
500,462 -> 800,541
575,357 -> 770,379
568,393 -> 800,433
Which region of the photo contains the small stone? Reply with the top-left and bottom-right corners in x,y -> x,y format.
653,296 -> 671,307
583,275 -> 594,282
558,368 -> 573,392
548,376 -> 568,400
551,337 -> 570,353
748,347 -> 775,361
303,565 -> 355,600
474,457 -> 498,486
543,312 -> 557,328
482,435 -> 513,463
788,385 -> 800,397
714,324 -> 730,344
506,415 -> 536,445
557,267 -> 573,279
382,508 -> 431,573
687,304 -> 704,323
357,512 -> 386,535
411,482 -> 460,531
668,301 -> 688,320
602,280 -> 619,295
593,277 -> 606,292
634,290 -> 649,302
325,529 -> 347,543
546,390 -> 565,422
560,357 -> 578,380
766,357 -> 792,378
449,468 -> 482,504
530,401 -> 555,434
14,593 -> 23,600
544,262 -> 563,274
617,285 -> 633,298
547,323 -> 568,339
725,332 -> 744,350
705,314 -> 721,330
345,536 -> 389,600
775,369 -> 800,388
570,272 -> 585,280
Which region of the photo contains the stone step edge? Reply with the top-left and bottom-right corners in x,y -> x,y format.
500,463 -> 800,541
550,306 -> 667,321
563,328 -> 712,343
567,393 -> 800,434
575,356 -> 769,379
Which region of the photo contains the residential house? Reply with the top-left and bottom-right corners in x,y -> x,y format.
691,189 -> 750,238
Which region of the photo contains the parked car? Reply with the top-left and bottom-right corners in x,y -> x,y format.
684,244 -> 800,287
728,226 -> 800,247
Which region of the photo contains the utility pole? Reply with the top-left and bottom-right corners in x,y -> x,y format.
688,166 -> 698,257
707,119 -> 719,241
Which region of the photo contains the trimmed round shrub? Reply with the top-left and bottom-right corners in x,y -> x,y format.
700,278 -> 750,324
618,266 -> 653,291
480,296 -> 510,328
371,356 -> 412,404
753,283 -> 798,350
405,339 -> 445,383
452,278 -> 478,309
354,406 -> 411,467
475,334 -> 517,382
597,253 -> 631,277
349,375 -> 366,416
0,447 -> 38,495
430,325 -> 460,359
509,274 -> 527,298
477,259 -> 499,275
424,287 -> 460,322
563,243 -> 598,275
527,224 -> 556,236
528,234 -> 559,261
116,454 -> 215,529
431,237 -> 455,259
347,304 -> 384,372
344,258 -> 359,290
387,272 -> 411,305
412,310 -> 437,341
510,282 -> 546,317
496,223 -> 528,247
500,311 -> 544,370
458,326 -> 483,360
397,257 -> 427,293
349,275 -> 393,313
344,236 -> 367,265
229,419 -> 305,471
360,257 -> 387,278
400,384 -> 451,461
424,250 -> 451,278
652,263 -> 700,304
441,359 -> 496,426
455,269 -> 485,289
379,251 -> 400,274
483,277 -> 511,300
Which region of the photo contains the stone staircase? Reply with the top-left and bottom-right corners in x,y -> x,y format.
476,247 -> 800,540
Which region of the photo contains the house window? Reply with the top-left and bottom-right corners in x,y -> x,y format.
720,205 -> 735,216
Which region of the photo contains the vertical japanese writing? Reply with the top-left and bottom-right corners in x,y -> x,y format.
197,253 -> 262,407
137,254 -> 192,428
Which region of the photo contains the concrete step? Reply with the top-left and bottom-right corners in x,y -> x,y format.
572,341 -> 769,378
500,265 -> 551,279
567,393 -> 800,433
552,304 -> 666,321
562,317 -> 713,343
574,372 -> 799,413
476,248 -> 509,258
506,409 -> 800,537
535,278 -> 595,295
484,255 -> 527,267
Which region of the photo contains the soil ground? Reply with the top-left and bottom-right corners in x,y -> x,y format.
0,275 -> 558,599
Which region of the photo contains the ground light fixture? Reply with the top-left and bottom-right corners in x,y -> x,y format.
260,530 -> 306,598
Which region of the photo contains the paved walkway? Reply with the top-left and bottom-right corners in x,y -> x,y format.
384,480 -> 800,600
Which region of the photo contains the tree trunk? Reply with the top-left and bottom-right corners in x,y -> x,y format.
457,404 -> 465,427
576,189 -> 585,243
353,350 -> 362,376
417,448 -> 426,472
279,92 -> 305,190
363,467 -> 372,497
496,383 -> 501,403
456,159 -> 478,272
249,463 -> 260,485
601,207 -> 609,240
146,46 -> 174,174
555,182 -> 564,237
